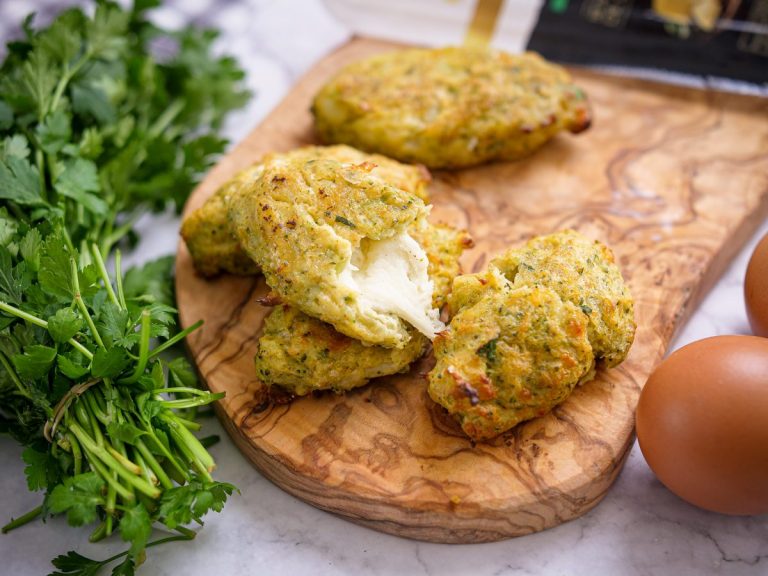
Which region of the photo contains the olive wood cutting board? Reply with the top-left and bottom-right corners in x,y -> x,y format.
176,37 -> 768,543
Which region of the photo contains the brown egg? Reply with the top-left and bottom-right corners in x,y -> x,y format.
745,233 -> 768,338
636,335 -> 768,515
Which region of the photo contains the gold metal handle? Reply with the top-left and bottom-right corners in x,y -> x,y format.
464,0 -> 504,47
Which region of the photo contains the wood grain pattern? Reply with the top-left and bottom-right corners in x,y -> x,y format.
176,38 -> 768,543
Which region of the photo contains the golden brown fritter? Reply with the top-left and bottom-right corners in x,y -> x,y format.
180,167 -> 263,277
312,47 -> 591,169
228,149 -> 441,348
180,145 -> 431,278
321,146 -> 432,203
254,220 -> 472,395
448,266 -> 511,315
255,305 -> 429,396
490,230 -> 635,367
432,230 -> 634,440
428,284 -> 594,441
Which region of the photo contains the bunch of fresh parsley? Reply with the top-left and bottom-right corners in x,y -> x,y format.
0,1 -> 250,573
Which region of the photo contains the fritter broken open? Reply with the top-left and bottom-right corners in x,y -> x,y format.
228,149 -> 441,348
255,221 -> 471,395
180,145 -> 430,277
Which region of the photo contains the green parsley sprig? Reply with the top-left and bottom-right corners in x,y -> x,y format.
0,1 -> 250,573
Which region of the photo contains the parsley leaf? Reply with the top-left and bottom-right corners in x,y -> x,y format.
477,338 -> 499,363
55,158 -> 107,215
38,233 -> 75,300
37,109 -> 72,154
12,344 -> 57,380
123,256 -> 175,306
167,357 -> 197,388
21,445 -> 61,491
91,347 -> 130,379
119,503 -> 151,558
110,557 -> 136,576
47,472 -> 105,526
105,421 -> 145,446
49,550 -> 104,576
0,1 -> 248,570
57,354 -> 90,379
0,153 -> 43,206
0,99 -> 12,129
47,308 -> 83,343
159,477 -> 237,529
0,245 -> 24,305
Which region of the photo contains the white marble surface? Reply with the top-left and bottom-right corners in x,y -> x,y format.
1,1 -> 767,574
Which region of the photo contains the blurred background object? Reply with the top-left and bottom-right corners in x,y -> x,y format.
325,0 -> 768,93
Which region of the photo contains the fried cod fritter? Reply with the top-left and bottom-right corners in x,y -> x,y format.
448,265 -> 511,315
256,305 -> 429,396
255,221 -> 471,395
490,230 -> 635,368
428,284 -> 594,441
432,230 -> 635,439
180,145 -> 431,277
312,47 -> 592,169
448,231 -> 635,368
228,149 -> 443,348
180,166 -> 263,277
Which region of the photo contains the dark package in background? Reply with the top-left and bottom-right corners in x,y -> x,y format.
527,0 -> 768,87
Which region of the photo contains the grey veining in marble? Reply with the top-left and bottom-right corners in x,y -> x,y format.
0,1 -> 766,575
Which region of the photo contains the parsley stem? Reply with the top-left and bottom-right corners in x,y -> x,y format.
0,301 -> 94,360
102,210 -> 143,255
159,394 -> 225,410
89,521 -> 108,543
71,258 -> 106,351
84,391 -> 109,426
105,514 -> 114,538
160,387 -> 215,397
147,99 -> 185,139
161,413 -> 215,477
0,350 -> 32,401
74,400 -> 95,439
134,450 -> 157,487
104,462 -> 118,518
69,421 -> 161,499
67,431 -> 83,476
147,320 -> 203,359
49,49 -> 92,115
114,250 -> 127,310
173,416 -> 202,432
89,243 -> 119,309
135,439 -> 173,490
86,531 -> 197,573
75,437 -> 134,503
106,445 -> 142,475
0,301 -> 47,329
35,147 -> 46,202
161,415 -> 213,480
60,225 -> 76,257
1,504 -> 43,534
141,425 -> 189,483
120,310 -> 151,385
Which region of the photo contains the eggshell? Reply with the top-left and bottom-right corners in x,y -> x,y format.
745,233 -> 768,338
636,335 -> 768,515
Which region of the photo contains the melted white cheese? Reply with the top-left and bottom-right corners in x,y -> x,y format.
339,231 -> 444,339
